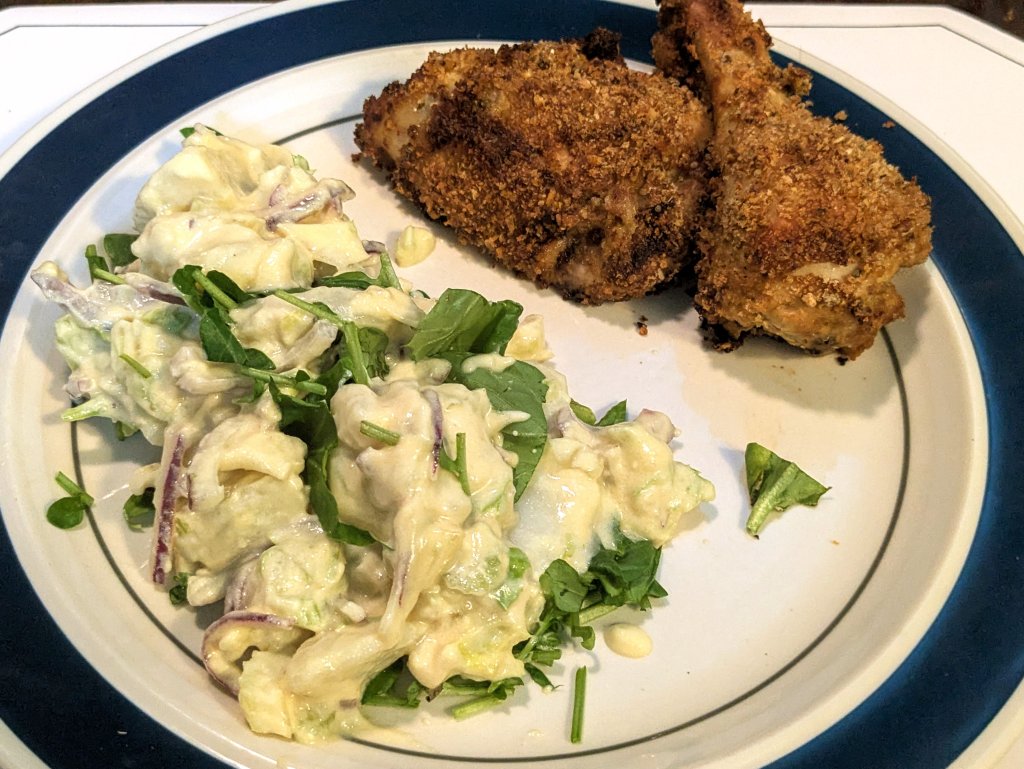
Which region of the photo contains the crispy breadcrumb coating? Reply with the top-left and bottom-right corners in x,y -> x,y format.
654,0 -> 932,359
354,31 -> 711,304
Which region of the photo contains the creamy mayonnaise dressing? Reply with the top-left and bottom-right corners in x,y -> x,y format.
603,623 -> 653,659
35,127 -> 715,744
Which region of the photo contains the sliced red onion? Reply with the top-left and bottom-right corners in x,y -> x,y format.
150,431 -> 186,586
223,557 -> 260,614
201,610 -> 306,695
121,273 -> 187,306
262,179 -> 354,231
31,267 -> 157,331
267,183 -> 286,207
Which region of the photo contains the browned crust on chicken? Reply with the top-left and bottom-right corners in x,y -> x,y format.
656,0 -> 932,359
354,32 -> 712,304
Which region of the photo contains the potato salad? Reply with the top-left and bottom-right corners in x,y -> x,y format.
34,126 -> 714,744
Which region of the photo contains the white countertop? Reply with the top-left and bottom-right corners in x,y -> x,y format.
1,3 -> 1022,768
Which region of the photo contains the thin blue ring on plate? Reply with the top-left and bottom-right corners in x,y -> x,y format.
0,1 -> 1021,767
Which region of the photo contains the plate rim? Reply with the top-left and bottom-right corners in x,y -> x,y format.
0,1 -> 1021,768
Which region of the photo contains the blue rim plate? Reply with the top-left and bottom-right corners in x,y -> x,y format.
0,1 -> 1022,767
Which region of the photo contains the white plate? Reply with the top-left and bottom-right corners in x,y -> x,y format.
0,1 -> 1020,768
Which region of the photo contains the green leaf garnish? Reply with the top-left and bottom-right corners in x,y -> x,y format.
437,431 -> 471,496
270,289 -> 389,387
84,244 -> 125,285
179,125 -> 223,139
315,251 -> 401,291
46,471 -> 93,529
119,353 -> 152,378
102,233 -> 138,268
570,666 -> 587,744
123,488 -> 155,530
444,356 -> 547,501
744,442 -> 829,535
361,660 -> 424,708
277,396 -> 375,547
406,288 -> 522,360
570,399 -> 628,427
360,420 -> 401,446
169,572 -> 190,605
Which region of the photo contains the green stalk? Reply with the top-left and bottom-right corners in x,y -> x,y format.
193,271 -> 238,310
570,666 -> 587,743
360,421 -> 401,446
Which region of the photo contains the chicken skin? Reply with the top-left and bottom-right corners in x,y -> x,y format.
654,0 -> 932,359
354,31 -> 711,304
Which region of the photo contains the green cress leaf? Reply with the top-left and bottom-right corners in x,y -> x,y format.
443,354 -> 548,501
341,326 -> 389,384
270,290 -> 389,386
179,125 -> 223,139
123,487 -> 155,529
570,399 -> 628,427
744,442 -> 830,536
277,396 -> 375,547
406,288 -> 523,360
46,471 -> 93,529
315,251 -> 402,291
596,400 -> 628,426
172,265 -> 277,374
569,400 -> 598,425
585,537 -> 665,610
361,660 -> 424,708
198,310 -> 272,370
539,559 -> 589,614
493,547 -> 529,610
83,244 -> 124,285
102,233 -> 138,268
169,572 -> 190,605
528,533 -> 667,656
46,496 -> 87,529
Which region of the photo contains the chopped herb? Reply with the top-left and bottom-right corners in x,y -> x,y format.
493,547 -> 529,610
406,288 -> 522,360
179,125 -> 223,139
570,666 -> 587,743
744,442 -> 829,535
315,251 -> 401,291
240,366 -> 326,397
119,353 -> 152,378
46,471 -> 93,529
270,289 -> 388,387
447,676 -> 523,720
444,356 -> 547,501
278,397 -> 375,547
114,421 -> 139,441
522,534 -> 666,661
437,431 -> 471,495
570,398 -> 628,427
84,244 -> 125,285
169,572 -> 190,605
361,660 -> 424,708
360,420 -> 401,446
123,488 -> 155,530
102,233 -> 138,268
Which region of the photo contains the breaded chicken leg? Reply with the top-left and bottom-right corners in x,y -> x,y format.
355,31 -> 711,304
654,0 -> 932,359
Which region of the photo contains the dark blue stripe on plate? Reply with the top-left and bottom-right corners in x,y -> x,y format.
0,1 -> 1021,767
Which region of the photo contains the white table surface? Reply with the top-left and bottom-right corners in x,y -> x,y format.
1,3 -> 1022,768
